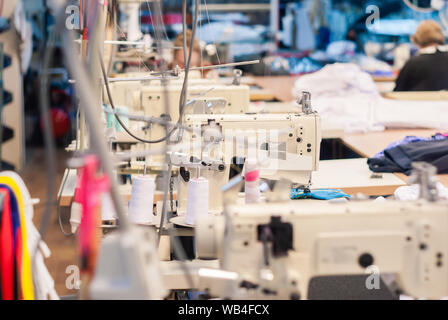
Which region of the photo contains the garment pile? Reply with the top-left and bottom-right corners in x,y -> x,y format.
368,134 -> 448,175
293,63 -> 448,133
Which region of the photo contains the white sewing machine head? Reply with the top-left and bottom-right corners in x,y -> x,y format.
105,74 -> 212,107
106,78 -> 250,113
105,78 -> 251,146
173,112 -> 321,215
195,198 -> 448,300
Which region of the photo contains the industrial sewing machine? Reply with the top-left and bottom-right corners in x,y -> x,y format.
194,163 -> 448,300
173,109 -> 321,215
106,72 -> 250,118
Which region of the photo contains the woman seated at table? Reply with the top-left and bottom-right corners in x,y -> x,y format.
394,20 -> 448,92
169,30 -> 216,78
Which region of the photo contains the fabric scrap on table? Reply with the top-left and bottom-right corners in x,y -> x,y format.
373,134 -> 447,158
368,139 -> 448,175
291,188 -> 351,200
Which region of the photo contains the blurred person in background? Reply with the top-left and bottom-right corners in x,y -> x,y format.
170,29 -> 216,78
394,20 -> 448,91
171,29 -> 201,69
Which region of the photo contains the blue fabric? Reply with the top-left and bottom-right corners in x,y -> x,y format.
374,134 -> 447,158
291,188 -> 350,200
369,138 -> 448,175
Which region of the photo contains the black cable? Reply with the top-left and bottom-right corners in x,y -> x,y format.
100,56 -> 174,144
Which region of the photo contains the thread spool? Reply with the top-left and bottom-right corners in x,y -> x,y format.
101,192 -> 117,221
186,177 -> 209,225
245,158 -> 261,204
129,175 -> 155,224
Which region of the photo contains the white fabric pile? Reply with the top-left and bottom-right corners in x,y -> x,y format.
293,63 -> 448,133
394,183 -> 448,201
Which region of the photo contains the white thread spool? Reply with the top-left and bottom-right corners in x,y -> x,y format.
245,158 -> 261,204
101,193 -> 117,221
186,177 -> 209,225
129,175 -> 155,224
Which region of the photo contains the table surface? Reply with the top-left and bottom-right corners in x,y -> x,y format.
341,129 -> 441,158
58,169 -> 174,207
252,76 -> 300,103
313,158 -> 406,196
59,157 -> 406,208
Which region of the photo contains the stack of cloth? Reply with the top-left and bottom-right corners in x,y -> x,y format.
368,133 -> 448,175
293,63 -> 448,133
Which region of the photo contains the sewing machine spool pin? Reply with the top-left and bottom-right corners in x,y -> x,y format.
298,91 -> 313,115
409,162 -> 440,202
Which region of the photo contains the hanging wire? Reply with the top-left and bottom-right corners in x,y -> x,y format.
153,0 -> 197,293
145,0 -> 169,41
199,0 -> 204,78
203,0 -> 222,65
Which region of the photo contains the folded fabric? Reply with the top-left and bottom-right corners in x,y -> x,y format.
368,139 -> 448,175
373,134 -> 447,158
291,188 -> 350,200
293,63 -> 448,133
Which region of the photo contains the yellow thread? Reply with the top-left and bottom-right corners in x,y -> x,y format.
0,176 -> 34,300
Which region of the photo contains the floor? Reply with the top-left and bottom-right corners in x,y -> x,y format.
22,148 -> 78,297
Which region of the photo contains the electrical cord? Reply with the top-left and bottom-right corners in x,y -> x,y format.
100,56 -> 196,142
100,56 -> 175,144
99,0 -> 200,146
98,0 -> 197,145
